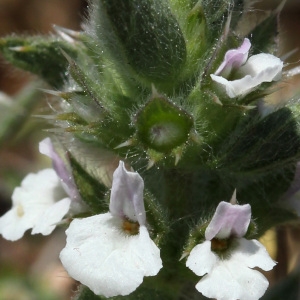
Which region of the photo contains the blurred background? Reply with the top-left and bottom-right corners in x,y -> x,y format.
0,0 -> 299,299
0,1 -> 88,299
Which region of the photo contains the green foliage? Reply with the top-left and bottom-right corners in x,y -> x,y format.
218,108 -> 300,173
1,0 -> 300,299
201,0 -> 231,40
0,35 -> 77,88
168,0 -> 207,82
70,156 -> 108,214
90,0 -> 187,92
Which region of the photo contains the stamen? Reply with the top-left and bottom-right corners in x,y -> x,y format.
211,238 -> 229,252
16,204 -> 24,217
122,220 -> 140,235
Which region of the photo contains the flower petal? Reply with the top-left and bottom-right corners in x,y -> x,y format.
205,201 -> 251,240
215,38 -> 251,76
239,53 -> 283,81
60,213 -> 162,297
186,241 -> 217,276
0,169 -> 67,241
210,74 -> 264,98
109,161 -> 146,225
231,238 -> 276,271
39,138 -> 81,202
196,260 -> 270,300
0,207 -> 33,241
32,197 -> 71,235
230,262 -> 270,300
195,262 -> 242,300
211,53 -> 283,98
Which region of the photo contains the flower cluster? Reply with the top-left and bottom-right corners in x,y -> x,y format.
1,1 -> 300,299
0,147 -> 276,299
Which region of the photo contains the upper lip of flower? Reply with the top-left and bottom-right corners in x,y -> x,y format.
205,200 -> 252,240
109,160 -> 146,226
214,38 -> 251,77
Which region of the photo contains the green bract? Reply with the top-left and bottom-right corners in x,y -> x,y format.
91,0 -> 187,92
135,92 -> 194,153
0,36 -> 77,88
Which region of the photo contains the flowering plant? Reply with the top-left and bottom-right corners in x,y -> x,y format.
1,0 -> 300,299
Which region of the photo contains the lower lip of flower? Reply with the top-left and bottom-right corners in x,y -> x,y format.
122,219 -> 140,235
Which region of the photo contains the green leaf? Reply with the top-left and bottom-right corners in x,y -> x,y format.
90,0 -> 187,91
217,108 -> 300,174
168,0 -> 207,82
212,107 -> 300,230
70,156 -> 108,214
201,0 -> 232,41
0,35 -> 77,88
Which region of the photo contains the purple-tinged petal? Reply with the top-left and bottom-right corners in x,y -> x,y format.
205,201 -> 251,240
39,138 -> 80,202
109,161 -> 146,225
215,38 -> 251,77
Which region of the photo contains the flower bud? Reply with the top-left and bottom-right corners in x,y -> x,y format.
135,92 -> 194,153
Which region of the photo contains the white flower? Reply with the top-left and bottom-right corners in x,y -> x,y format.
59,161 -> 162,298
0,169 -> 71,241
210,38 -> 283,98
0,137 -> 84,241
186,195 -> 276,300
39,137 -> 87,214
